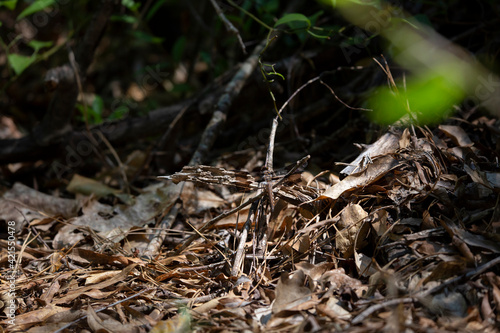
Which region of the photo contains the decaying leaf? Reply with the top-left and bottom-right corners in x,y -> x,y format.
335,203 -> 369,258
273,270 -> 313,313
0,183 -> 78,231
321,155 -> 400,200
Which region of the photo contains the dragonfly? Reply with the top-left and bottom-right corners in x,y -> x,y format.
163,155 -> 319,256
160,155 -> 313,210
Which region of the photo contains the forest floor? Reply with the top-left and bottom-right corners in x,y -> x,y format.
1,1 -> 500,332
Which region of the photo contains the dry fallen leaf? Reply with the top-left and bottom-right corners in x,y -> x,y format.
272,270 -> 313,313
335,203 -> 369,258
321,155 -> 400,200
0,183 -> 78,231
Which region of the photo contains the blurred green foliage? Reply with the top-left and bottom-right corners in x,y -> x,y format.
3,0 -> 491,130
368,73 -> 465,125
319,0 -> 488,125
17,0 -> 55,20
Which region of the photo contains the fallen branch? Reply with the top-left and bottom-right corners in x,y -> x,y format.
189,40 -> 265,166
0,100 -> 195,164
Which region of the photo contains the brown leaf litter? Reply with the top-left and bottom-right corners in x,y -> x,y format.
1,119 -> 500,332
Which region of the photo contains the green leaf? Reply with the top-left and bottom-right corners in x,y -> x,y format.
17,0 -> 56,20
274,13 -> 310,29
110,14 -> 138,24
7,53 -> 35,75
0,0 -> 17,10
121,0 -> 140,11
92,95 -> 104,117
28,40 -> 53,52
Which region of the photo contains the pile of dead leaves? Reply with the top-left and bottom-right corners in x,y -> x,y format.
1,117 -> 500,332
